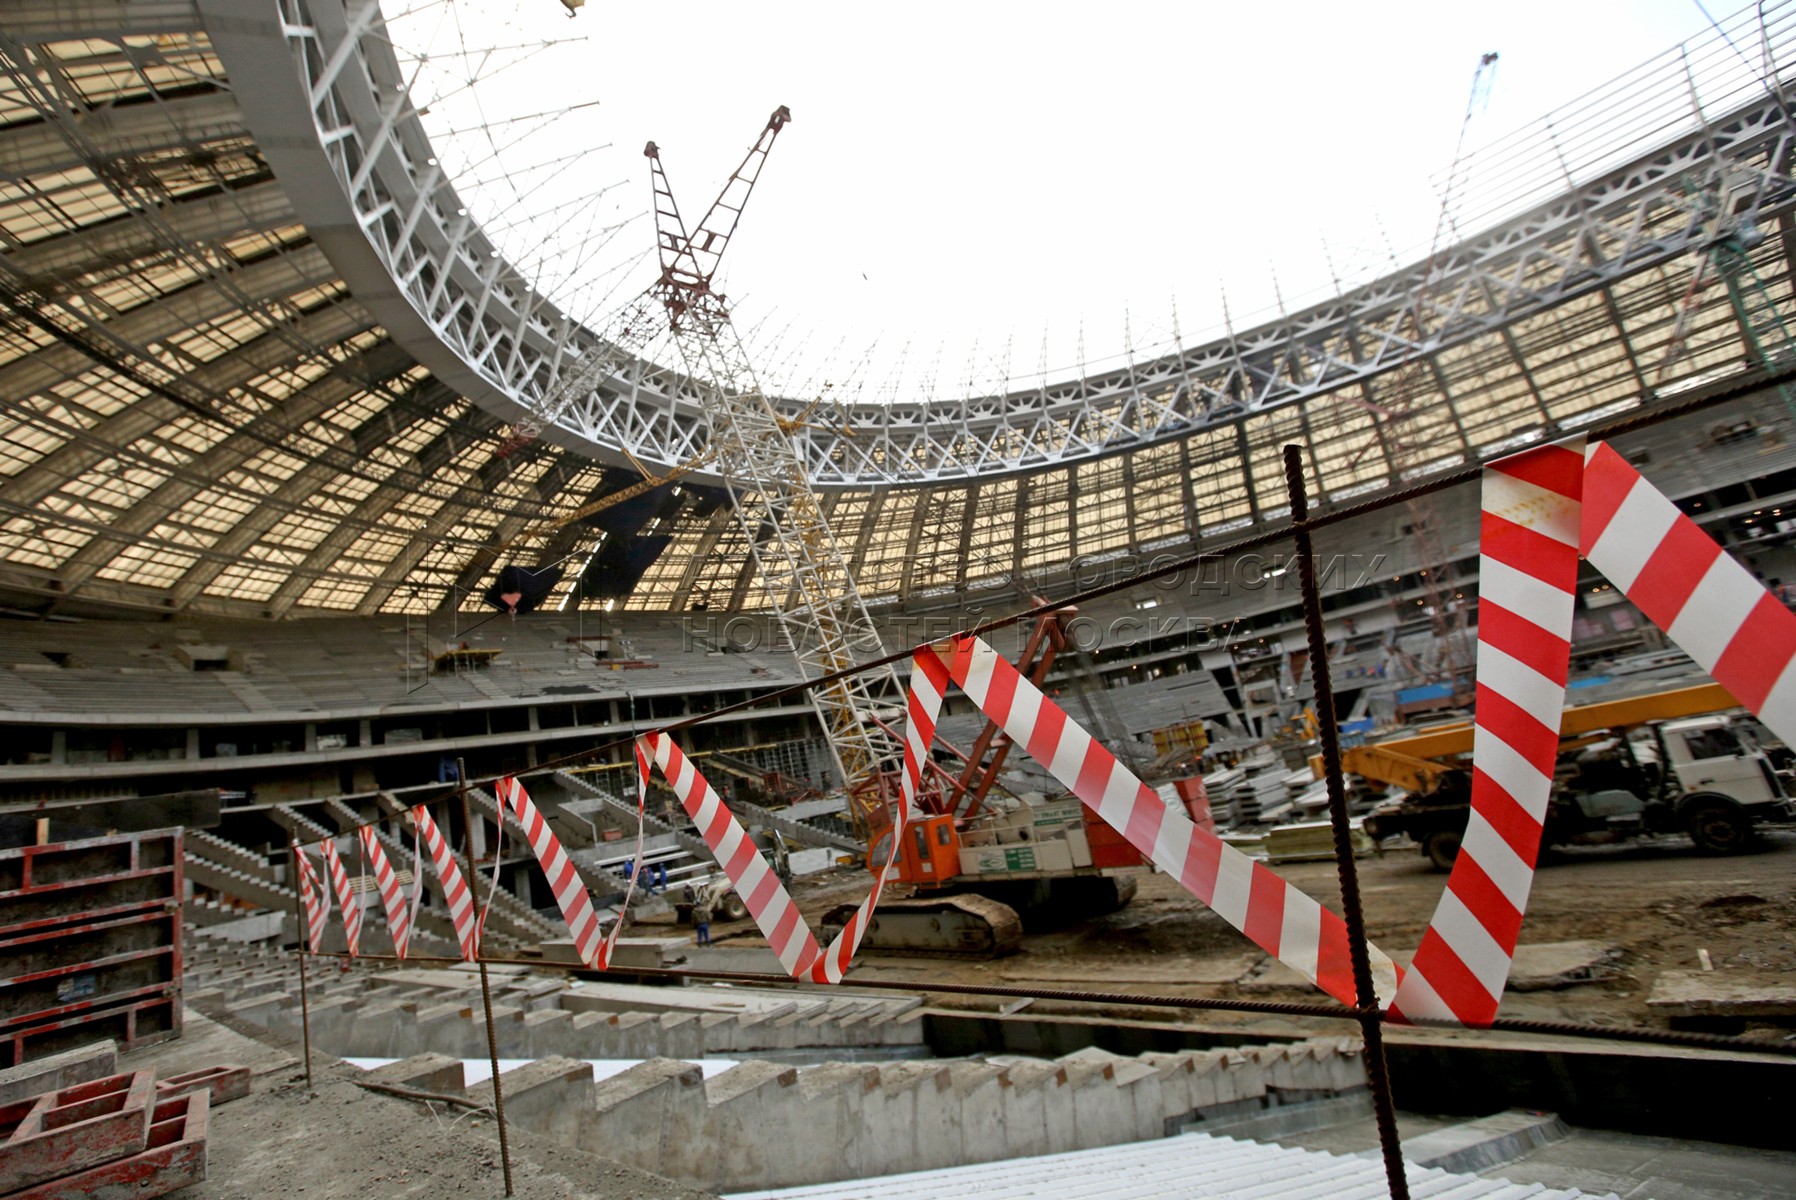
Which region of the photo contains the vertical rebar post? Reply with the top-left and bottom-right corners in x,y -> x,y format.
286,841 -> 314,1090
1281,443 -> 1410,1200
456,758 -> 514,1198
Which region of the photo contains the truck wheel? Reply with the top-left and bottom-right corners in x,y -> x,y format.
1423,830 -> 1462,871
720,893 -> 750,922
1685,799 -> 1755,855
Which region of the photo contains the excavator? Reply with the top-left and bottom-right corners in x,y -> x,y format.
820,607 -> 1206,956
1329,682 -> 1796,868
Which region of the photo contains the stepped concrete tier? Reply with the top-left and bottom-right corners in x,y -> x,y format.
183,939 -> 1369,1195
191,810 -> 467,956
333,792 -> 540,953
462,785 -> 603,941
557,769 -> 716,865
186,826 -> 284,882
272,796 -> 557,949
182,853 -> 299,916
420,1037 -> 1370,1194
726,794 -> 863,854
187,946 -> 931,1062
727,1129 -> 1609,1200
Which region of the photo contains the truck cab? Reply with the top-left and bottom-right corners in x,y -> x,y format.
1655,717 -> 1785,806
1364,707 -> 1796,866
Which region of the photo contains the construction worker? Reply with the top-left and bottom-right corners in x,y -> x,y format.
693,893 -> 713,947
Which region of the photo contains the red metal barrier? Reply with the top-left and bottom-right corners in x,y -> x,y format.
0,830 -> 184,1066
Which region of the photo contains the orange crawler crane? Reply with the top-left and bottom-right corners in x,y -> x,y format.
825,608 -> 1207,956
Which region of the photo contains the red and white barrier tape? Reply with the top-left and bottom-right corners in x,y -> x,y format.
1582,440 -> 1796,745
358,825 -> 412,961
494,776 -> 631,970
412,804 -> 479,961
318,836 -> 361,957
635,652 -> 940,984
932,634 -> 1399,1008
610,439 -> 1794,1020
291,840 -> 328,954
1391,438 -> 1584,1025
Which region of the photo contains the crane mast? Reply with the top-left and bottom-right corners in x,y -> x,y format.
637,108 -> 907,816
1363,52 -> 1499,693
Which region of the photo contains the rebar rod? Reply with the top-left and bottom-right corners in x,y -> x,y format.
1284,442 -> 1408,1200
457,760 -> 513,1198
286,841 -> 313,1090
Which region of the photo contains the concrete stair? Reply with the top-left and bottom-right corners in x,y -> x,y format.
273,802 -> 336,844
186,827 -> 283,883
327,797 -> 498,954
183,895 -> 256,926
726,794 -> 862,853
557,769 -> 712,886
579,784 -> 713,865
183,853 -> 297,914
193,944 -> 929,1063
303,790 -> 560,946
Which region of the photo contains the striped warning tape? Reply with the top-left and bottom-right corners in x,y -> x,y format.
291,840 -> 328,953
638,733 -> 819,976
635,651 -> 941,984
1394,437 -> 1796,1025
1582,440 -> 1796,745
318,836 -> 361,957
358,825 -> 412,961
495,775 -> 633,970
639,645 -> 1398,1001
412,804 -> 479,961
611,439 -> 1794,1017
1390,438 -> 1584,1026
933,634 -> 1399,1009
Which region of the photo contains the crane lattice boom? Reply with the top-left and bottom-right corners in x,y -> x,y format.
638,107 -> 905,812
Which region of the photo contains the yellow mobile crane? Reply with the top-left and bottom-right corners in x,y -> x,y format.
1323,682 -> 1796,867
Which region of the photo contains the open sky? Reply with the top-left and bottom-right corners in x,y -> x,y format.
386,0 -> 1759,400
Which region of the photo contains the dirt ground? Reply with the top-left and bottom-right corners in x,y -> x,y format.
126,1007 -> 716,1200
765,829 -> 1796,1037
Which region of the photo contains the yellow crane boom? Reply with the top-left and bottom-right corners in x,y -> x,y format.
1322,682 -> 1741,793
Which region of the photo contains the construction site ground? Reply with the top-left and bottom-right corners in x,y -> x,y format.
97,832 -> 1793,1198
715,829 -> 1796,1039
121,1006 -> 715,1200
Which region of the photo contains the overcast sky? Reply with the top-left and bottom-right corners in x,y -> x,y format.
387,0 -> 1756,400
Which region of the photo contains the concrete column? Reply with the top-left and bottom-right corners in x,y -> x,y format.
698,1061 -> 802,1191
786,1064 -> 879,1185
361,1053 -> 464,1094
584,1060 -> 709,1185
468,1057 -> 593,1146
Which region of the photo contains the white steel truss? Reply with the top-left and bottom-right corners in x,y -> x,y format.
222,0 -> 1796,490
630,110 -> 906,794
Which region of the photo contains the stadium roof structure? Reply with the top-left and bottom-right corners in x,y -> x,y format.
2,0 -> 1795,621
